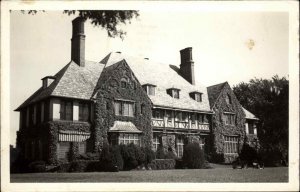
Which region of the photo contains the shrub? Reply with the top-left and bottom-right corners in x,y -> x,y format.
144,147 -> 155,165
182,142 -> 205,169
148,159 -> 176,170
155,146 -> 165,159
239,143 -> 258,166
68,142 -> 78,162
99,144 -> 123,172
57,160 -> 100,172
120,143 -> 139,170
28,161 -> 46,173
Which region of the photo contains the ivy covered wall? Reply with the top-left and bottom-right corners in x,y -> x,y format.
92,60 -> 153,151
211,83 -> 246,163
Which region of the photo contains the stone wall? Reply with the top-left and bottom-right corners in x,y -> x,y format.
93,60 -> 152,151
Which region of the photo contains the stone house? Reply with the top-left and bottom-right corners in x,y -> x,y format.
15,17 -> 258,164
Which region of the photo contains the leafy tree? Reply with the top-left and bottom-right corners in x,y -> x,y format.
21,10 -> 139,39
233,75 -> 289,165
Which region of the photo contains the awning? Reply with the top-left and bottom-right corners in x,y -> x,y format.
58,130 -> 90,142
109,121 -> 142,133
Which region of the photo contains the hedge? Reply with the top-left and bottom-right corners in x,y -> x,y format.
57,160 -> 100,172
148,159 -> 176,170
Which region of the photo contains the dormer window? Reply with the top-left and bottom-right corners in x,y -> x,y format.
167,88 -> 181,99
190,92 -> 202,102
143,84 -> 156,96
42,76 -> 55,89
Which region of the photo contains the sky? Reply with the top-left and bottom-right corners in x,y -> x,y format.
10,11 -> 289,146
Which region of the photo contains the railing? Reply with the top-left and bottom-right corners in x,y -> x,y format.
152,118 -> 209,131
151,119 -> 164,127
175,121 -> 189,129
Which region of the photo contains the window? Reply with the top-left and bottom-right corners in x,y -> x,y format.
225,94 -> 232,104
79,103 -> 89,121
60,100 -> 73,120
121,78 -> 128,88
166,110 -> 172,122
248,123 -> 254,134
176,112 -> 188,122
223,113 -> 235,125
177,136 -> 184,158
173,90 -> 180,99
167,88 -> 180,99
152,109 -> 164,119
190,92 -> 202,102
190,113 -> 196,123
224,136 -> 239,154
143,84 -> 156,96
114,100 -> 134,117
152,134 -> 160,152
119,133 -> 140,145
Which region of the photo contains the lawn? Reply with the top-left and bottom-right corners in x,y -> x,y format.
10,166 -> 288,183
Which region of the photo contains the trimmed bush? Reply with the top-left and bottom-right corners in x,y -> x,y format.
155,146 -> 166,159
148,159 -> 176,170
182,142 -> 206,169
28,161 -> 46,173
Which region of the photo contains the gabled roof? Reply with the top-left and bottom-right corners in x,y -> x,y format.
243,107 -> 259,120
100,52 -> 212,112
15,60 -> 105,110
207,82 -> 227,108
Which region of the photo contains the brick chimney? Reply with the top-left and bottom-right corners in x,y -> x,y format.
71,17 -> 85,67
179,47 -> 195,85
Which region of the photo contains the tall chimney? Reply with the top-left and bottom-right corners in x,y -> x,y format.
179,47 -> 195,85
71,17 -> 85,67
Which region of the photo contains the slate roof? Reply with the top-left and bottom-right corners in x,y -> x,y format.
100,52 -> 212,112
16,60 -> 105,110
243,107 -> 259,120
207,82 -> 227,108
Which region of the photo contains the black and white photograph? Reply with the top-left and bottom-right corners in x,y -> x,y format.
1,1 -> 299,191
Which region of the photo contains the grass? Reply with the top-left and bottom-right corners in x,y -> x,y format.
10,166 -> 288,183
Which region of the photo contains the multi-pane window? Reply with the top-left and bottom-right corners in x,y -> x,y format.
114,100 -> 134,117
60,100 -> 73,120
79,103 -> 89,121
119,133 -> 140,146
177,136 -> 184,158
152,134 -> 160,152
152,109 -> 164,119
224,136 -> 239,154
223,113 -> 235,125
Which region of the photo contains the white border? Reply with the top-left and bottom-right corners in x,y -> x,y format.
1,1 -> 299,191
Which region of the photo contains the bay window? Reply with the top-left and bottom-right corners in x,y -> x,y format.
119,133 -> 140,145
224,136 -> 239,154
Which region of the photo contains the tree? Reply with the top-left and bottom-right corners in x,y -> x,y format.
21,10 -> 139,39
233,75 -> 289,165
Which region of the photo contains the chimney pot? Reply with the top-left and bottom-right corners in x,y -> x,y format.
144,58 -> 149,60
